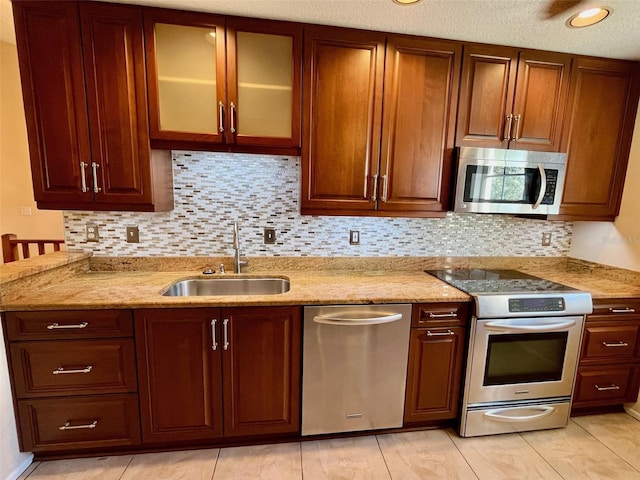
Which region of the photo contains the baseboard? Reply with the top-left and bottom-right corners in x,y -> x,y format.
624,404 -> 640,421
5,454 -> 34,480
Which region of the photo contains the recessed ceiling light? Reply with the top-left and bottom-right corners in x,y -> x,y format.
392,0 -> 422,5
567,7 -> 611,28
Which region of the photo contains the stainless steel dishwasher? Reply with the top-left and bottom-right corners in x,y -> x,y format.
301,304 -> 412,436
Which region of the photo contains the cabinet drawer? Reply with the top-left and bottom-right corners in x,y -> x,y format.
412,303 -> 469,328
591,299 -> 640,317
4,310 -> 133,340
573,365 -> 640,406
10,339 -> 137,398
581,321 -> 640,363
17,394 -> 141,452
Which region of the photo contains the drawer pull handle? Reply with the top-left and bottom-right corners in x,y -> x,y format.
427,330 -> 455,337
59,420 -> 98,431
47,322 -> 88,330
602,341 -> 629,348
609,308 -> 636,313
428,312 -> 457,319
52,366 -> 93,375
595,384 -> 621,392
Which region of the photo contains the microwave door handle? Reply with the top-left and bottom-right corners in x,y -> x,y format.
532,163 -> 546,210
485,319 -> 576,332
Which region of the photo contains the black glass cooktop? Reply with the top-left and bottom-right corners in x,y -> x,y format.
426,269 -> 577,295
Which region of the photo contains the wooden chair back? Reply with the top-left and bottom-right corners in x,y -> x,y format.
2,233 -> 65,263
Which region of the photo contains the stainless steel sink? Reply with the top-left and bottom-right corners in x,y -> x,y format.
162,277 -> 290,296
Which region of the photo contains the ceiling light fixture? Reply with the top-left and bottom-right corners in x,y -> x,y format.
392,0 -> 422,5
567,7 -> 611,28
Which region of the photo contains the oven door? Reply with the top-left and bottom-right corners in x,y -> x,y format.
466,316 -> 584,404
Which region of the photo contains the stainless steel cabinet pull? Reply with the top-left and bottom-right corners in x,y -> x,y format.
513,114 -> 521,141
91,162 -> 101,193
47,322 -> 88,330
428,312 -> 457,318
602,341 -> 629,347
53,366 -> 92,375
218,101 -> 225,133
371,173 -> 379,202
532,163 -> 546,210
504,114 -> 513,141
59,420 -> 98,431
223,318 -> 229,350
230,102 -> 237,133
426,330 -> 455,337
595,384 -> 621,392
610,307 -> 636,313
211,319 -> 218,351
380,175 -> 389,202
80,162 -> 89,192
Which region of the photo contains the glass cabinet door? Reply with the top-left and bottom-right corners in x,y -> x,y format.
226,19 -> 301,148
144,11 -> 226,143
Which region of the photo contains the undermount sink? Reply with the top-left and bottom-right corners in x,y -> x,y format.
162,277 -> 290,297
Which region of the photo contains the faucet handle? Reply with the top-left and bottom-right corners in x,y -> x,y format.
219,263 -> 226,274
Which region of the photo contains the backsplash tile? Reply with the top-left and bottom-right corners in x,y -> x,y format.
63,152 -> 573,257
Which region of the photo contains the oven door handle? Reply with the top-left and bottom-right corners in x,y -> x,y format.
484,319 -> 576,332
313,313 -> 402,326
484,406 -> 555,423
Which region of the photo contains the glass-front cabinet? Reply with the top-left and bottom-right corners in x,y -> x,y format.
144,11 -> 301,149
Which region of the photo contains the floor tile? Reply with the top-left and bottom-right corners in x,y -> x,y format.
301,436 -> 391,480
377,429 -> 478,480
213,442 -> 301,480
16,461 -> 39,479
121,449 -> 218,480
23,455 -> 132,480
448,429 -> 562,480
523,420 -> 640,479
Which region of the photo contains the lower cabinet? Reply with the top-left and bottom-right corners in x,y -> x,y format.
134,306 -> 301,443
404,303 -> 468,423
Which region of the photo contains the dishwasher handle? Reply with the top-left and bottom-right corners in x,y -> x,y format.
313,312 -> 403,326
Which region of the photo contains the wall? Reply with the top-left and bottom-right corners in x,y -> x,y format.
64,151 -> 574,258
570,107 -> 640,272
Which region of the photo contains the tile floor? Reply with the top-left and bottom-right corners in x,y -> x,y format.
17,413 -> 640,480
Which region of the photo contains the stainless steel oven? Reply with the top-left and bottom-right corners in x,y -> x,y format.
427,269 -> 592,437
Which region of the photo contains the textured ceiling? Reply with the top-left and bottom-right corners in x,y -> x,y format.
2,0 -> 640,60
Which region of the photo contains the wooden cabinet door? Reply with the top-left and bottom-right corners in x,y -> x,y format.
379,36 -> 461,214
135,309 -> 223,443
221,306 -> 301,437
557,58 -> 640,221
226,18 -> 302,148
456,45 -> 518,149
510,51 -> 571,151
404,326 -> 465,423
12,1 -> 93,206
301,26 -> 385,215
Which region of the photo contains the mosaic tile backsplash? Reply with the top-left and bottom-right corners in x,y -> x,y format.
63,152 -> 574,258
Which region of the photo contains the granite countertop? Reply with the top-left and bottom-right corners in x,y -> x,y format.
1,253 -> 640,311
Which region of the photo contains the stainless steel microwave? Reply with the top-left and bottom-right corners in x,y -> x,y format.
453,147 -> 567,215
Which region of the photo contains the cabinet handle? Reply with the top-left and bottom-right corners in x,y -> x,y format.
426,330 -> 455,337
223,318 -> 229,350
47,322 -> 88,330
602,341 -> 629,348
230,102 -> 237,134
503,114 -> 513,141
218,101 -> 225,133
52,366 -> 93,375
80,162 -> 89,193
211,319 -> 218,351
512,114 -> 521,141
91,162 -> 101,193
428,312 -> 457,318
609,307 -> 636,313
59,420 -> 98,431
595,384 -> 621,392
380,174 -> 389,202
371,174 -> 379,202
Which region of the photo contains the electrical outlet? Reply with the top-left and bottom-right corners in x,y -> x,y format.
85,224 -> 99,242
264,227 -> 276,244
350,230 -> 360,245
542,232 -> 552,246
126,226 -> 140,243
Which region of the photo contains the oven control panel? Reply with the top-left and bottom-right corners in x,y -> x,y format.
508,297 -> 565,313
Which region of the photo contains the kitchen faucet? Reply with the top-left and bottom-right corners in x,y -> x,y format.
233,221 -> 249,273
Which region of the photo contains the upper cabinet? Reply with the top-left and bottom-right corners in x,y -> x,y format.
301,26 -> 461,217
456,45 -> 571,152
555,57 -> 640,221
144,10 -> 301,151
12,1 -> 173,212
